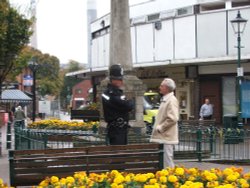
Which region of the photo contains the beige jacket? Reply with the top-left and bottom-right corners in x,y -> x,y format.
150,92 -> 179,144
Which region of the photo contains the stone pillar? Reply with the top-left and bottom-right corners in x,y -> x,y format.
98,0 -> 146,134
109,0 -> 132,71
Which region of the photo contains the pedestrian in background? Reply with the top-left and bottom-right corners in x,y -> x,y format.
14,106 -> 26,128
199,98 -> 213,120
102,64 -> 134,145
150,78 -> 179,168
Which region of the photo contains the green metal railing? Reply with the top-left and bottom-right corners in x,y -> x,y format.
176,125 -> 250,162
14,127 -> 151,150
12,124 -> 250,162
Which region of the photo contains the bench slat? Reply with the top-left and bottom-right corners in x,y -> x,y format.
9,143 -> 164,187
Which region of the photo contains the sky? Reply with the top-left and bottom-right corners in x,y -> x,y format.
9,0 -> 148,64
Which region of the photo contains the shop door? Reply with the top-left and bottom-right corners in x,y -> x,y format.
200,78 -> 222,124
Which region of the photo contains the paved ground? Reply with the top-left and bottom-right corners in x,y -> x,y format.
1,113 -> 250,186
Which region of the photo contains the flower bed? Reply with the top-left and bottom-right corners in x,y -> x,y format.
0,178 -> 8,188
34,166 -> 250,188
27,119 -> 99,131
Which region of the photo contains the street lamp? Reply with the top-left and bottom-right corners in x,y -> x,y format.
230,10 -> 248,126
28,58 -> 39,122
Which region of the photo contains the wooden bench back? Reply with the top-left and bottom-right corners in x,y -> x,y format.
9,143 -> 163,187
179,120 -> 216,127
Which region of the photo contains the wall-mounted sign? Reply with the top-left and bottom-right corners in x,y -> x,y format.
241,81 -> 250,118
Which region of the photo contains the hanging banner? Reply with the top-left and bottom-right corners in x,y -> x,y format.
241,81 -> 250,118
23,75 -> 33,86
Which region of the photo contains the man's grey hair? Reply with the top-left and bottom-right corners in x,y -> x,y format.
162,78 -> 176,91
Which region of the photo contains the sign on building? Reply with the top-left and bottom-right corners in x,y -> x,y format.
241,81 -> 250,118
23,75 -> 33,86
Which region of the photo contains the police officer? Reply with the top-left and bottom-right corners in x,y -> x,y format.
102,64 -> 134,145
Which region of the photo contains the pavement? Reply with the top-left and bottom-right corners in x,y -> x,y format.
1,113 -> 250,186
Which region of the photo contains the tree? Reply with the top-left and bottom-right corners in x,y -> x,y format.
0,0 -> 32,94
60,60 -> 85,109
21,46 -> 62,97
5,45 -> 62,97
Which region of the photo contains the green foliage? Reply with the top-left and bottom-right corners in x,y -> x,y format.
35,53 -> 62,96
7,46 -> 62,97
0,0 -> 32,88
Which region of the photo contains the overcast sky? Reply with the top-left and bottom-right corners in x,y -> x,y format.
9,0 -> 148,64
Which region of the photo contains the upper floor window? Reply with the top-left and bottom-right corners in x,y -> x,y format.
200,3 -> 225,12
232,0 -> 250,8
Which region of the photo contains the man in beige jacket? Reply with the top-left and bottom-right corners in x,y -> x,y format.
150,78 -> 179,168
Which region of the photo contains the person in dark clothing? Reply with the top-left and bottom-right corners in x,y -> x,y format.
102,64 -> 134,145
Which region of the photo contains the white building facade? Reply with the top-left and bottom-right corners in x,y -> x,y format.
74,0 -> 250,123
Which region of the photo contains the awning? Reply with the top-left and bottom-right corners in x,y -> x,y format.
0,89 -> 32,103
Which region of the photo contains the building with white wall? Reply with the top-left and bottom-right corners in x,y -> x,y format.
69,0 -> 250,124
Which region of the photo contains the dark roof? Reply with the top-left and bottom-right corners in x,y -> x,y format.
0,89 -> 32,103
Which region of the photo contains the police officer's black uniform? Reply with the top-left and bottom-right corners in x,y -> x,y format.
102,65 -> 134,145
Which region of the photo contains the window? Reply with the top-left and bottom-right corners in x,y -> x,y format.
176,6 -> 194,16
200,3 -> 225,12
232,0 -> 250,8
147,13 -> 160,22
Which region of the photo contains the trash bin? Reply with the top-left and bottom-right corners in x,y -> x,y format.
223,115 -> 242,144
39,113 -> 45,119
223,115 -> 238,129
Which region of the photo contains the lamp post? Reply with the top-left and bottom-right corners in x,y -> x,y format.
28,58 -> 38,122
230,11 -> 248,127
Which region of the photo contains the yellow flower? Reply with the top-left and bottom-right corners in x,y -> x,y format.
135,174 -> 148,183
168,175 -> 178,183
124,175 -> 131,182
207,181 -> 219,187
39,180 -> 49,187
50,176 -> 59,184
188,176 -> 196,181
144,185 -> 160,188
147,173 -> 155,179
59,178 -> 67,185
223,168 -> 234,176
205,172 -> 218,181
111,182 -> 118,188
66,176 -> 75,184
175,167 -> 185,176
180,185 -> 189,188
149,178 -> 158,184
226,174 -> 237,182
244,172 -> 250,179
111,170 -> 120,177
192,182 -> 204,188
113,175 -> 125,184
117,184 -> 124,188
159,176 -> 167,183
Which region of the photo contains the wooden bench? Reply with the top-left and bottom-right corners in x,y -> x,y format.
9,143 -> 163,187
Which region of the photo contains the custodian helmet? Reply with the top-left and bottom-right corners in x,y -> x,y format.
109,64 -> 124,80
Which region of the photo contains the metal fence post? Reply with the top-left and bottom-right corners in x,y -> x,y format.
159,144 -> 164,169
9,150 -> 15,186
209,125 -> 215,152
43,134 -> 48,149
196,128 -> 202,162
14,127 -> 20,150
27,130 -> 31,150
6,121 -> 12,149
